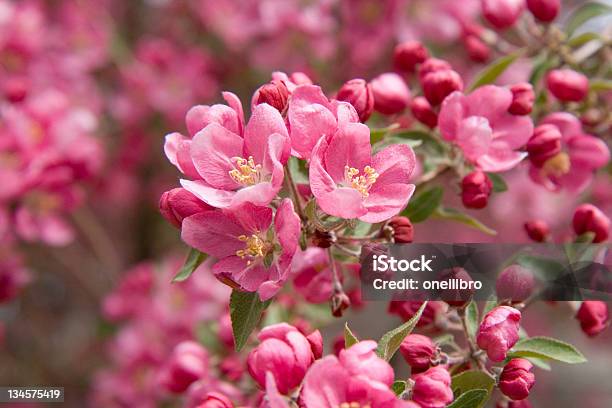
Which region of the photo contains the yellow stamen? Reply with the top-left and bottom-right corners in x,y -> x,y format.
541,152 -> 571,178
229,156 -> 262,186
235,234 -> 271,265
344,165 -> 379,197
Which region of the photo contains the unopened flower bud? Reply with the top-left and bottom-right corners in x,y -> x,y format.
546,69 -> 589,102
496,265 -> 535,303
311,230 -> 335,248
196,392 -> 234,408
371,73 -> 411,115
331,291 -> 351,317
576,301 -> 609,337
439,267 -> 476,307
418,58 -> 452,82
411,96 -> 438,128
508,83 -> 535,115
524,220 -> 550,242
253,80 -> 290,112
411,366 -> 454,408
499,358 -> 535,401
526,124 -> 562,167
393,40 -> 429,73
336,78 -> 374,122
386,216 -> 414,243
400,334 -> 438,373
161,341 -> 208,393
572,204 -> 610,243
482,0 -> 525,29
422,69 -> 464,106
527,0 -> 560,22
477,306 -> 521,362
159,188 -> 211,228
464,35 -> 490,63
461,171 -> 493,209
3,77 -> 28,103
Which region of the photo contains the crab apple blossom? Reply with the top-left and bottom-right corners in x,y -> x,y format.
385,215 -> 414,243
411,96 -> 438,128
576,301 -> 610,337
477,306 -> 521,362
418,58 -> 453,82
298,341 -> 399,408
499,358 -> 535,401
247,323 -> 321,394
159,188 -> 212,228
482,0 -> 525,29
371,73 -> 412,114
461,170 -> 493,209
546,69 -> 589,102
159,341 -> 209,393
410,366 -> 454,408
182,199 -> 299,300
526,124 -> 562,167
464,35 -> 490,63
439,85 -> 534,172
524,220 -> 550,242
196,392 -> 234,408
421,68 -> 464,106
252,80 -> 290,113
336,78 -> 374,122
508,83 -> 535,116
400,334 -> 438,373
389,301 -> 448,327
526,0 -> 560,22
572,204 -> 610,243
496,265 -> 536,303
393,40 -> 429,73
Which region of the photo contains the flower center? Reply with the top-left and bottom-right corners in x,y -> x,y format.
541,152 -> 571,178
338,403 -> 371,408
344,165 -> 379,197
229,156 -> 262,186
235,234 -> 271,264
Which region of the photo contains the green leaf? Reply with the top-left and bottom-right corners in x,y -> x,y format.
566,2 -> 612,36
464,301 -> 479,341
370,123 -> 400,144
376,302 -> 428,361
433,333 -> 455,346
288,156 -> 309,183
452,370 -> 495,401
509,336 -> 587,364
402,187 -> 444,223
487,173 -> 508,193
172,248 -> 207,282
392,380 -> 407,396
515,254 -> 566,281
590,79 -> 612,92
525,356 -> 552,371
230,290 -> 272,351
344,322 -> 359,348
433,207 -> 497,236
447,389 -> 489,408
528,53 -> 557,87
567,31 -> 601,47
469,53 -> 522,91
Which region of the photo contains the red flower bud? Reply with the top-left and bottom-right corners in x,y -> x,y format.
411,96 -> 438,128
371,73 -> 411,114
508,401 -> 533,408
524,220 -> 550,242
331,291 -> 351,317
3,77 -> 28,103
526,0 -> 560,22
161,341 -> 208,393
508,83 -> 535,115
496,265 -> 536,303
526,124 -> 562,167
389,301 -> 449,327
196,392 -> 234,408
159,188 -> 212,228
422,69 -> 464,106
546,69 -> 589,102
400,334 -> 438,373
336,78 -> 374,122
393,40 -> 429,73
387,215 -> 414,243
418,58 -> 453,82
464,35 -> 490,63
411,366 -> 454,408
477,306 -> 521,362
572,204 -> 610,243
482,0 -> 525,29
253,79 -> 289,112
576,301 -> 609,337
461,171 -> 493,209
499,358 -> 535,401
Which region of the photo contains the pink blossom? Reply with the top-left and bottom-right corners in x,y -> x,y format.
247,323 -> 321,394
528,112 -> 609,193
477,306 -> 521,362
159,341 -> 209,393
182,199 -> 300,300
499,358 -> 535,401
290,248 -> 337,303
299,341 -> 400,408
411,366 -> 454,408
439,85 -> 534,172
371,73 -> 411,114
309,121 -> 416,222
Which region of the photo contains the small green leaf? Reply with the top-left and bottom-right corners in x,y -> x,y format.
487,173 -> 508,193
470,53 -> 522,91
288,156 -> 309,183
465,301 -> 479,341
509,336 -> 587,364
515,255 -> 565,281
392,380 -> 407,396
529,54 -> 557,87
447,389 -> 489,408
525,356 -> 552,371
230,290 -> 272,351
590,79 -> 612,92
376,302 -> 428,361
567,31 -> 601,47
433,207 -> 497,236
566,2 -> 612,36
370,123 -> 400,144
344,322 -> 359,348
172,248 -> 207,282
403,187 -> 444,223
452,370 -> 495,402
